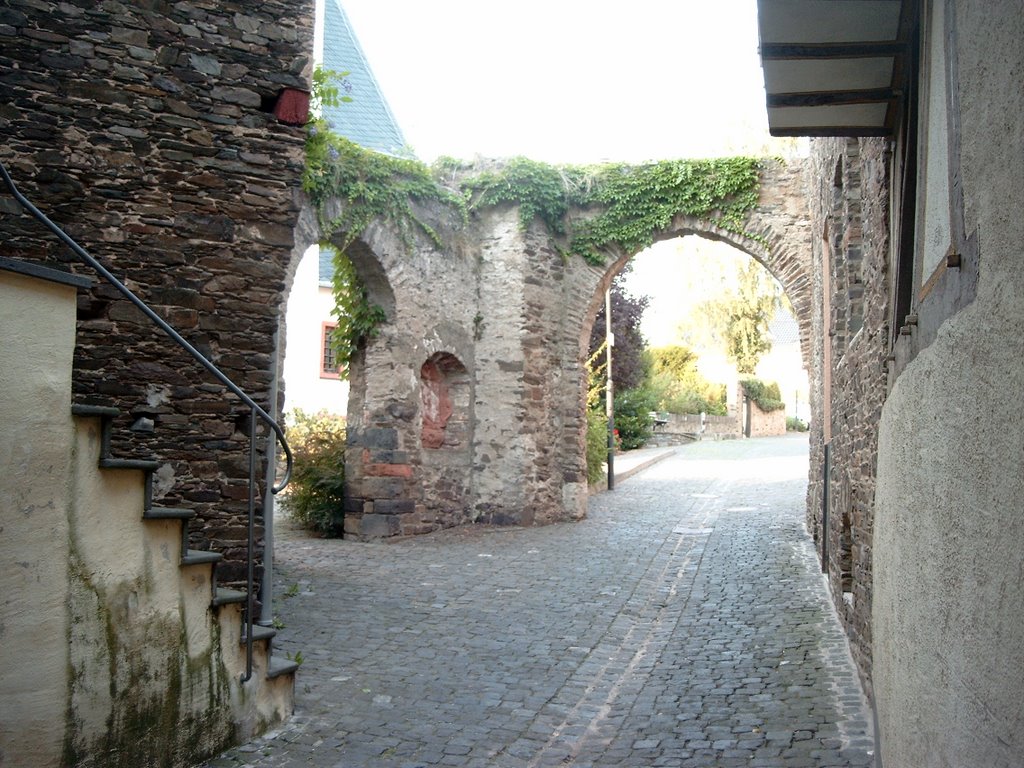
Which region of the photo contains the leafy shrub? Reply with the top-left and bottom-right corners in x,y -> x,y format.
647,371 -> 728,416
586,409 -> 609,485
645,346 -> 727,415
613,387 -> 658,450
739,377 -> 785,413
786,416 -> 808,432
283,409 -> 346,536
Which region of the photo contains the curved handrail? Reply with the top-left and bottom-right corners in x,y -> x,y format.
0,162 -> 292,492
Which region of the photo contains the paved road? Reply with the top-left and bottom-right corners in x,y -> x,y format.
204,435 -> 874,768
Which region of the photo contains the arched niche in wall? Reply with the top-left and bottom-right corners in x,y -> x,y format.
420,352 -> 470,450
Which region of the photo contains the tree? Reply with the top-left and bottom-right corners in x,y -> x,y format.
649,345 -> 699,379
689,259 -> 781,374
587,270 -> 650,393
646,345 -> 727,415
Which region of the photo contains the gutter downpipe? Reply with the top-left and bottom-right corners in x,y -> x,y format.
258,323 -> 282,626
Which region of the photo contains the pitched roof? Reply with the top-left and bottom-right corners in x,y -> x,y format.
322,0 -> 411,157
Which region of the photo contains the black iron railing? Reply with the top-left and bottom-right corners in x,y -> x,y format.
0,162 -> 292,683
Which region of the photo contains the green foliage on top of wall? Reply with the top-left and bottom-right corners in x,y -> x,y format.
304,77 -> 764,369
740,377 -> 785,413
304,132 -> 466,251
565,157 -> 762,264
458,156 -> 573,236
306,138 -> 763,267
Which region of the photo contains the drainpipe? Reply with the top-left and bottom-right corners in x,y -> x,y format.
605,288 -> 615,490
258,323 -> 282,626
821,441 -> 830,574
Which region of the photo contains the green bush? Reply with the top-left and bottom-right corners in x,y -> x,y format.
283,409 -> 346,536
586,409 -> 609,485
786,416 -> 808,432
645,346 -> 727,415
647,371 -> 728,416
613,387 -> 657,450
739,377 -> 785,413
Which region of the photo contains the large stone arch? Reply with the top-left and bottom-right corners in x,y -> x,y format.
327,159 -> 811,539
579,212 -> 813,372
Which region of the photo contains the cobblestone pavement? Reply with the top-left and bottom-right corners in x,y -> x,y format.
203,435 -> 875,768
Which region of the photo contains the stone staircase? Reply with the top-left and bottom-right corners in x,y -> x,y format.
1,259 -> 296,766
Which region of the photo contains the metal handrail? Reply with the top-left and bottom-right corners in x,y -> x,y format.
1,162 -> 292,682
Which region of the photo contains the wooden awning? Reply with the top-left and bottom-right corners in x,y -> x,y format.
756,0 -> 911,137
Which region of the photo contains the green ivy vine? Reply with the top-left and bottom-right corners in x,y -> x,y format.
327,245 -> 387,371
303,67 -> 464,375
739,377 -> 786,413
304,75 -> 764,371
565,157 -> 762,265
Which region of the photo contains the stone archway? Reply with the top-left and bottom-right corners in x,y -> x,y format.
330,159 -> 812,539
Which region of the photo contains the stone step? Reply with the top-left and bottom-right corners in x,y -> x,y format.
143,507 -> 195,520
267,656 -> 300,680
241,624 -> 277,645
213,588 -> 248,607
181,549 -> 223,567
71,403 -> 120,419
98,457 -> 160,471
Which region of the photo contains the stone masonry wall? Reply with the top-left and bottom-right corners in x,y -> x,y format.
0,0 -> 314,584
806,137 -> 892,695
336,159 -> 814,540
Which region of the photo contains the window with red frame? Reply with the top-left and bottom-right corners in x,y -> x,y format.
320,322 -> 342,378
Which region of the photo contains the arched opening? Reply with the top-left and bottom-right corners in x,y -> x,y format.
417,351 -> 474,531
577,222 -> 811,485
420,352 -> 471,450
280,243 -> 350,420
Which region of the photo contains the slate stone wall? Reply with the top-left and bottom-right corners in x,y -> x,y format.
805,137 -> 892,695
0,0 -> 314,584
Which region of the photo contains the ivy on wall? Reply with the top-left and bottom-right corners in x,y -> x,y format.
740,377 -> 786,413
304,100 -> 764,371
565,157 -> 762,264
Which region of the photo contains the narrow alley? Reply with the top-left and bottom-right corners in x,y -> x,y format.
205,435 -> 874,768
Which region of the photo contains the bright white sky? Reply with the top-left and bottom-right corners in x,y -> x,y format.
336,0 -> 776,164
319,1 -> 802,358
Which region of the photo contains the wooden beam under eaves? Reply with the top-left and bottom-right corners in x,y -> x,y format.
768,125 -> 892,138
760,41 -> 907,59
767,88 -> 898,108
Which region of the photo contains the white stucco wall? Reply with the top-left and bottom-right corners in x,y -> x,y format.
0,271 -> 77,767
282,245 -> 349,418
873,3 -> 1024,766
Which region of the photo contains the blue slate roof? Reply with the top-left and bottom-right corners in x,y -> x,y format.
322,1 -> 411,158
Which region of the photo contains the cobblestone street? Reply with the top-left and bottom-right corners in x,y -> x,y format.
204,435 -> 874,768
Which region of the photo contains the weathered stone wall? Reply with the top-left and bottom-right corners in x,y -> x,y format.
337,159 -> 814,539
0,0 -> 314,583
805,136 -> 892,695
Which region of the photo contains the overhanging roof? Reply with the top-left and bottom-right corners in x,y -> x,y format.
756,0 -> 911,137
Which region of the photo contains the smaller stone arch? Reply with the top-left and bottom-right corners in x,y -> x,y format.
420,352 -> 471,449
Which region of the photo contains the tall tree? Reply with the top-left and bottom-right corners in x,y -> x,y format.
687,259 -> 781,374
